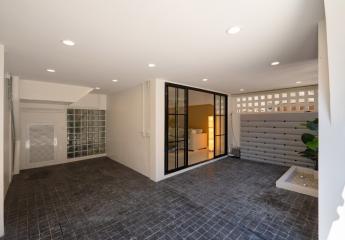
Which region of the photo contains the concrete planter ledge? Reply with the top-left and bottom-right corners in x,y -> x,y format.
276,165 -> 318,198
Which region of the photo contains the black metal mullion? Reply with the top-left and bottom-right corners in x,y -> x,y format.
225,95 -> 228,155
164,86 -> 168,173
185,88 -> 188,167
213,94 -> 216,156
175,88 -> 178,169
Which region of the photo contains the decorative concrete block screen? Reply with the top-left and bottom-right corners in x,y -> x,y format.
234,85 -> 318,114
240,112 -> 317,168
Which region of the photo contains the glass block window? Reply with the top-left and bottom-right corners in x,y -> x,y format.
233,85 -> 318,113
67,109 -> 106,159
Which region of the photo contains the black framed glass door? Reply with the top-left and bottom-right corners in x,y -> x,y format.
214,94 -> 227,157
165,83 -> 228,174
165,85 -> 188,172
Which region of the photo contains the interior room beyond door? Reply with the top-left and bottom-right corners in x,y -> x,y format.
165,83 -> 228,174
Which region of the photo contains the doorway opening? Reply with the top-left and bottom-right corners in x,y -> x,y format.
165,83 -> 228,174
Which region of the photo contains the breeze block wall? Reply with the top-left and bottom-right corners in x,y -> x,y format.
240,112 -> 317,168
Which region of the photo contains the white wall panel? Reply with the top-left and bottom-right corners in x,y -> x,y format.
319,2 -> 345,237
0,43 -> 5,237
69,93 -> 107,110
106,83 -> 151,178
19,80 -> 92,103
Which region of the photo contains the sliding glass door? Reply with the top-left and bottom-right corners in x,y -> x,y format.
165,83 -> 228,174
165,85 -> 188,172
188,90 -> 215,165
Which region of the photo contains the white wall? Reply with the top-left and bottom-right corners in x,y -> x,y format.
15,91 -> 107,172
0,44 -> 5,237
149,79 -> 165,181
320,1 -> 345,239
11,76 -> 20,175
69,93 -> 107,110
106,83 -> 151,178
229,97 -> 241,150
3,77 -> 12,195
19,80 -> 92,103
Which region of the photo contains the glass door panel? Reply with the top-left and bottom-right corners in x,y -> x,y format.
188,90 -> 215,166
214,95 -> 227,158
178,88 -> 186,114
168,142 -> 176,171
215,95 -> 221,115
177,141 -> 185,168
220,135 -> 225,155
166,86 -> 187,173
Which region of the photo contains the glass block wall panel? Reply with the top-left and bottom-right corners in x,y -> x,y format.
67,109 -> 106,159
233,85 -> 318,114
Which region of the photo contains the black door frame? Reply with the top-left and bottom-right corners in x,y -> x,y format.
165,82 -> 228,174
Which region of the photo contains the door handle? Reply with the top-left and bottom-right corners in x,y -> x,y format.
54,137 -> 58,146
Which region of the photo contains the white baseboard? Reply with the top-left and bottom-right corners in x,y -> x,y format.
155,155 -> 228,182
20,153 -> 107,170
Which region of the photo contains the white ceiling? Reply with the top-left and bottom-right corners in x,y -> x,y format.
0,0 -> 324,94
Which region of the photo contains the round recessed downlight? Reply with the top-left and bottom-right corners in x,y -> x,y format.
46,69 -> 56,73
95,87 -> 100,90
62,39 -> 75,46
202,78 -> 208,82
148,63 -> 156,68
112,79 -> 118,82
296,81 -> 302,84
271,61 -> 280,66
240,88 -> 244,92
227,26 -> 241,34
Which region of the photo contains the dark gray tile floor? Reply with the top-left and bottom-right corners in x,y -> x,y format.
2,157 -> 318,240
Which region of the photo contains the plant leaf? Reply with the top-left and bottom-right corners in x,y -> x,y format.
306,118 -> 318,131
306,138 -> 318,151
301,133 -> 315,144
300,148 -> 318,160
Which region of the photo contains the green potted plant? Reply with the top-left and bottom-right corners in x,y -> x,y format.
300,118 -> 318,170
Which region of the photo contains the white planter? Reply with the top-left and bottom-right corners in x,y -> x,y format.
276,165 -> 318,198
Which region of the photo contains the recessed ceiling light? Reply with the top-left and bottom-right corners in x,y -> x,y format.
112,79 -> 118,82
227,26 -> 241,34
240,88 -> 244,92
296,81 -> 302,84
62,39 -> 75,46
148,63 -> 156,68
46,69 -> 56,73
271,61 -> 280,66
202,78 -> 208,82
95,87 -> 100,90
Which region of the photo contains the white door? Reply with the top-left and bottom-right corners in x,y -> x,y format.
21,110 -> 66,169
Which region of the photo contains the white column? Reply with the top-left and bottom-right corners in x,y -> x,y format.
0,44 -> 5,237
319,0 -> 345,239
149,78 -> 165,182
12,76 -> 20,175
